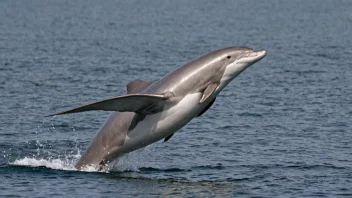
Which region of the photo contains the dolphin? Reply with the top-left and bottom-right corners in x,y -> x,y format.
47,47 -> 266,170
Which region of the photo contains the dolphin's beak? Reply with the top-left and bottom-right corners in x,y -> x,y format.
238,50 -> 266,64
254,50 -> 266,60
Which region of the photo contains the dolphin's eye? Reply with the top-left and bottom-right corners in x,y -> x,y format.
227,56 -> 231,59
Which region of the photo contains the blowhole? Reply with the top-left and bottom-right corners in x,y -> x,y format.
227,56 -> 231,59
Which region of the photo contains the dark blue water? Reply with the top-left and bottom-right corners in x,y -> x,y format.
1,0 -> 352,197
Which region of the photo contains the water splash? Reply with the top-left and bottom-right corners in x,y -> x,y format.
11,157 -> 76,171
8,144 -> 156,173
6,116 -> 158,173
9,156 -> 104,172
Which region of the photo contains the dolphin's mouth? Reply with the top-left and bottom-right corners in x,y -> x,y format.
237,50 -> 266,64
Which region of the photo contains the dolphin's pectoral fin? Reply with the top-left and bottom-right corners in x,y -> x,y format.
164,133 -> 174,142
46,94 -> 170,116
126,79 -> 157,94
197,97 -> 216,117
199,83 -> 218,103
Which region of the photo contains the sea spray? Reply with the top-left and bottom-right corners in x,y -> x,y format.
10,141 -> 158,173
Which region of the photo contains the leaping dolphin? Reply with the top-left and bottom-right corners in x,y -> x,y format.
47,47 -> 266,170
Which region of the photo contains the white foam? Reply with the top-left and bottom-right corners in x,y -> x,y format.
11,157 -> 76,171
10,157 -> 102,172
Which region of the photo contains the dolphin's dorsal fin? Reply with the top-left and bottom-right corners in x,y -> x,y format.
199,83 -> 218,103
46,94 -> 170,116
164,133 -> 174,142
198,98 -> 216,117
127,79 -> 157,94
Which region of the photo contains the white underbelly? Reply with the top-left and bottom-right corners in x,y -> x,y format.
120,92 -> 204,152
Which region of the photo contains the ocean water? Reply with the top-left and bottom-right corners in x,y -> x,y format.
1,0 -> 352,197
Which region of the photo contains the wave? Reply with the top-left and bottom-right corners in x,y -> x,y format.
138,167 -> 188,172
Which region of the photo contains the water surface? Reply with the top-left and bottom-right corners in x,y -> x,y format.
1,0 -> 352,197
